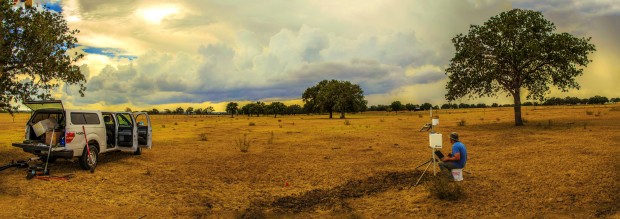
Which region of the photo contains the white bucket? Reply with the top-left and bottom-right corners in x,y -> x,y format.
452,169 -> 463,181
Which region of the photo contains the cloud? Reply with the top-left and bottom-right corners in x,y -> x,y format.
52,0 -> 620,110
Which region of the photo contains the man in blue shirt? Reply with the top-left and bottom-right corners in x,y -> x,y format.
439,132 -> 467,174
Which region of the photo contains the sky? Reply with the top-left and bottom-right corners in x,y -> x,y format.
21,0 -> 620,111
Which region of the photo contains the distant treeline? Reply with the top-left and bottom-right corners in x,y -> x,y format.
368,95 -> 619,112
138,95 -> 618,115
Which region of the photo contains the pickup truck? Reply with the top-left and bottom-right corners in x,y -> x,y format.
12,100 -> 152,170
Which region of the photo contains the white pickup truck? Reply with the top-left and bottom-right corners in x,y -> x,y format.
12,100 -> 152,170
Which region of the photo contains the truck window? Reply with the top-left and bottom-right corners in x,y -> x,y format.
71,113 -> 86,124
71,113 -> 100,125
135,114 -> 148,127
116,114 -> 132,126
84,113 -> 100,124
31,112 -> 62,124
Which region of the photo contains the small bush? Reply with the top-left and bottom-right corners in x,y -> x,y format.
174,122 -> 178,125
235,134 -> 251,152
162,124 -> 166,128
344,120 -> 351,125
426,176 -> 464,201
267,131 -> 274,144
496,118 -> 500,122
249,122 -> 256,126
379,119 -> 385,122
586,110 -> 593,115
278,124 -> 282,128
418,114 -> 423,118
199,133 -> 208,141
457,119 -> 466,126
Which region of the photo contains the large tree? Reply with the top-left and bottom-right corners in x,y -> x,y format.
303,79 -> 366,119
269,102 -> 286,118
1,2 -> 86,112
390,101 -> 403,113
226,102 -> 238,118
445,9 -> 596,126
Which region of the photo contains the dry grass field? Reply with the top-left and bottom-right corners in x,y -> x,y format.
0,105 -> 619,218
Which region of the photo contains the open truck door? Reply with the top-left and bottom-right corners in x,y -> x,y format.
133,112 -> 152,149
115,112 -> 138,153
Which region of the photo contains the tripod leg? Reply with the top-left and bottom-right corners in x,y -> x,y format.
413,159 -> 433,187
414,159 -> 432,170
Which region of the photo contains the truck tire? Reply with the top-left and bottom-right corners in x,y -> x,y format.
79,145 -> 98,170
133,146 -> 142,155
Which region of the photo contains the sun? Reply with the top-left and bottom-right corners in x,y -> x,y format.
136,6 -> 179,24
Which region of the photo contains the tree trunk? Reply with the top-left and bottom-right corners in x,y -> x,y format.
512,90 -> 524,126
329,110 -> 333,119
340,111 -> 345,119
274,113 -> 277,118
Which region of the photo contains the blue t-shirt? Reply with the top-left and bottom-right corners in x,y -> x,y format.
452,141 -> 467,168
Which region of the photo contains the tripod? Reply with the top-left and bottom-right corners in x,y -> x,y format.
411,108 -> 442,188
412,147 -> 440,187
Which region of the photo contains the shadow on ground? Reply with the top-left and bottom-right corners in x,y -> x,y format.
238,170 -> 425,218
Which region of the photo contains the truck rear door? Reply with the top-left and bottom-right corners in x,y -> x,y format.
133,112 -> 152,149
116,112 -> 138,152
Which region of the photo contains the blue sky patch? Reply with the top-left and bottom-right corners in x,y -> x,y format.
82,47 -> 137,60
45,1 -> 62,13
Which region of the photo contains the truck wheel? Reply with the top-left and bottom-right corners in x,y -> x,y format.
79,145 -> 98,170
133,146 -> 142,155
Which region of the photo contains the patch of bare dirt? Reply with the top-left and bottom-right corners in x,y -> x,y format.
239,170 -> 423,218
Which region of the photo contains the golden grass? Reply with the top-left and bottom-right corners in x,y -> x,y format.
0,105 -> 618,218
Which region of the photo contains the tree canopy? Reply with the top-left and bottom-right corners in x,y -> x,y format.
226,102 -> 238,117
445,9 -> 596,126
302,79 -> 367,119
1,2 -> 85,112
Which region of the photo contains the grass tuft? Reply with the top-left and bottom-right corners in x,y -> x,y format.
235,134 -> 251,153
457,119 -> 466,126
426,176 -> 464,201
268,131 -> 274,144
344,120 -> 351,125
586,110 -> 593,115
199,133 -> 208,141
249,122 -> 256,126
